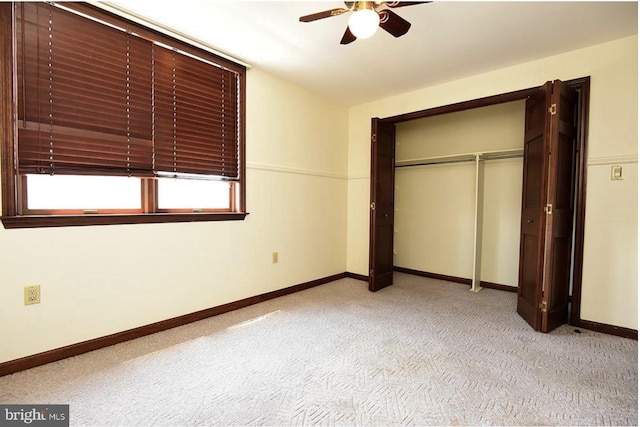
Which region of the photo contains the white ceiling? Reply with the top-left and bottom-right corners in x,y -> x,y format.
104,1 -> 638,106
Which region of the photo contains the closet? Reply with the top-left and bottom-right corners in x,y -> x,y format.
369,78 -> 589,334
393,101 -> 526,292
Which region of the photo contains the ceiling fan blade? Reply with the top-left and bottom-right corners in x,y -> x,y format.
379,9 -> 411,37
299,8 -> 349,22
340,26 -> 357,45
385,1 -> 431,8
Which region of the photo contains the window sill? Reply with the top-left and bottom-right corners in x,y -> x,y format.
1,212 -> 249,229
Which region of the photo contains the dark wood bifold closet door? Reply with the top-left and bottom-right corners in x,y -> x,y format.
517,80 -> 578,332
369,118 -> 396,292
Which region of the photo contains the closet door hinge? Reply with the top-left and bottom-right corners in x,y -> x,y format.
370,202 -> 375,211
369,269 -> 374,276
539,301 -> 548,313
544,204 -> 553,214
372,134 -> 377,143
549,103 -> 557,115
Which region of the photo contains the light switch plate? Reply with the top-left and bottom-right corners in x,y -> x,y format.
611,165 -> 623,180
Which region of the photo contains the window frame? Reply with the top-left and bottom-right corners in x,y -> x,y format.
0,2 -> 247,229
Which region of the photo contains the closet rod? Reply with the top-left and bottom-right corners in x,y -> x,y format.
480,153 -> 524,161
395,153 -> 523,168
395,158 -> 475,168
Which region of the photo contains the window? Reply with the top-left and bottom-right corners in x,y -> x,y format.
0,2 -> 246,228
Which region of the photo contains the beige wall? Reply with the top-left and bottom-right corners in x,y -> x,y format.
481,158 -> 523,286
395,101 -> 526,159
347,36 -> 638,329
0,68 -> 349,364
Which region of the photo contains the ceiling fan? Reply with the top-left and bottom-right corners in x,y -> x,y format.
299,1 -> 429,45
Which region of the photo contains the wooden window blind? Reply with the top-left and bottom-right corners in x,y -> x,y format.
16,2 -> 242,180
154,46 -> 239,179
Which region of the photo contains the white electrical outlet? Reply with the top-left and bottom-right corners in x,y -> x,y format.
272,252 -> 279,264
24,285 -> 41,305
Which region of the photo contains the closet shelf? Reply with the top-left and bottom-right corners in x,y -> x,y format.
395,148 -> 523,168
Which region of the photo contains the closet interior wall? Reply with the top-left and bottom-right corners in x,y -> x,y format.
394,100 -> 526,289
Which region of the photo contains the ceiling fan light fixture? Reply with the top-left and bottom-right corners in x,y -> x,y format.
348,8 -> 379,39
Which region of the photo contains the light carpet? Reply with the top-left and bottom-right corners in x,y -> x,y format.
1,273 -> 637,426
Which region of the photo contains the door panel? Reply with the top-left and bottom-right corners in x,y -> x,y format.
541,80 -> 578,332
369,118 -> 396,292
517,80 -> 578,332
517,83 -> 550,330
